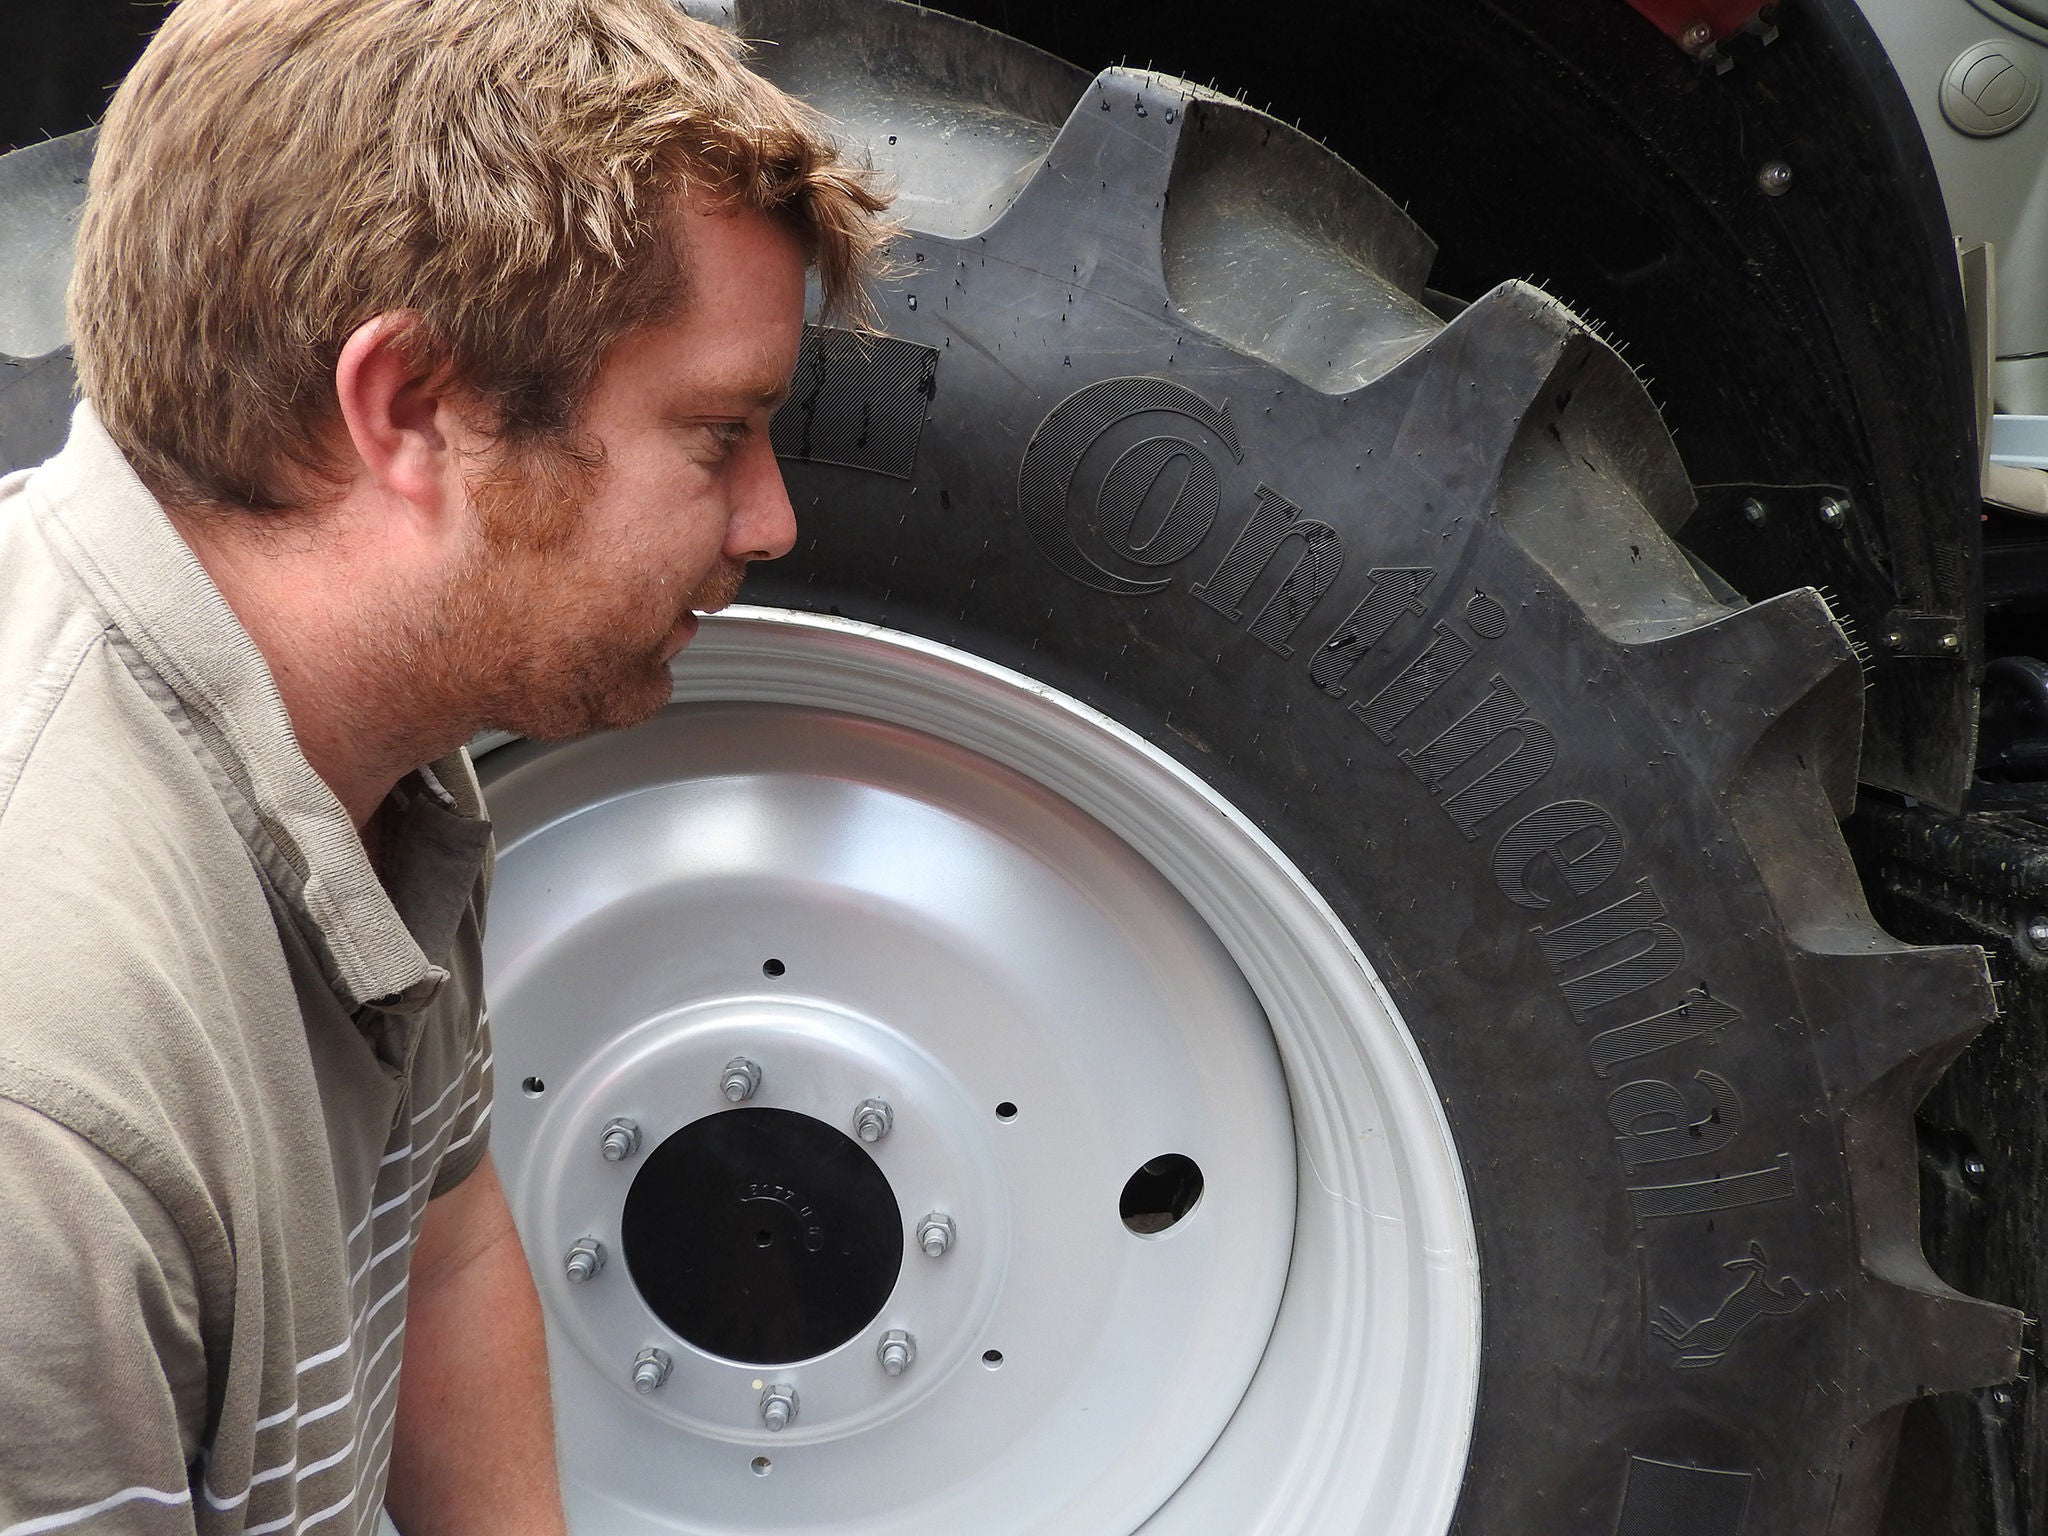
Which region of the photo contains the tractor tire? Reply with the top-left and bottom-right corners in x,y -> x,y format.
0,3 -> 2021,1532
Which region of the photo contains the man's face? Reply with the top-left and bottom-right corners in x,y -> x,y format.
440,203 -> 806,741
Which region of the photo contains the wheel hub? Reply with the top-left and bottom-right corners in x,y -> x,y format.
622,1106 -> 905,1366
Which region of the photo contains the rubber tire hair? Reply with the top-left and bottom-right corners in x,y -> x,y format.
0,1 -> 2021,1529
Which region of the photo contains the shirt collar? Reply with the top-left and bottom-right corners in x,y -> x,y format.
26,403 -> 490,1013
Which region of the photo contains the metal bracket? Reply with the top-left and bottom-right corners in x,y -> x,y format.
1880,610 -> 1968,659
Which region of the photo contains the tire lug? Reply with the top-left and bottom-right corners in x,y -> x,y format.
564,1237 -> 606,1283
853,1097 -> 894,1143
760,1383 -> 799,1431
917,1211 -> 956,1258
632,1347 -> 672,1394
721,1056 -> 763,1103
600,1117 -> 642,1162
877,1329 -> 917,1377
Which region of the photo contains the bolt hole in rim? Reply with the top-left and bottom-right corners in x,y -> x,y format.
522,1076 -> 546,1098
994,1100 -> 1018,1122
479,610 -> 1479,1535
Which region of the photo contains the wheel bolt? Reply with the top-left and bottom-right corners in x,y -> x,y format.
564,1237 -> 606,1283
917,1212 -> 956,1258
877,1329 -> 917,1377
760,1383 -> 799,1432
1819,495 -> 1849,527
853,1098 -> 895,1143
600,1117 -> 642,1163
722,1056 -> 763,1103
632,1347 -> 672,1394
2025,916 -> 2048,952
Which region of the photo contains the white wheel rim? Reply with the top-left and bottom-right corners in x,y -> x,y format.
479,608 -> 1481,1535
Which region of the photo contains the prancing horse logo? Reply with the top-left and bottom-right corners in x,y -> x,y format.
1650,1242 -> 1811,1369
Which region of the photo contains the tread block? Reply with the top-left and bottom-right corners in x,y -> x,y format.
1631,589 -> 1863,814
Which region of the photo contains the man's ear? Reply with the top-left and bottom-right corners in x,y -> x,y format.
332,313 -> 473,517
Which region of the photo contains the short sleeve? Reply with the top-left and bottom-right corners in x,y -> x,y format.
0,1097 -> 206,1533
427,1010 -> 494,1199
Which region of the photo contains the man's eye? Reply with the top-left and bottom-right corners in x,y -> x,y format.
707,421 -> 752,455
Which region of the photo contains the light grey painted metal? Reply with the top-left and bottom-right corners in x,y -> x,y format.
564,1238 -> 606,1284
480,611 -> 1478,1535
916,1212 -> 956,1260
720,1056 -> 762,1103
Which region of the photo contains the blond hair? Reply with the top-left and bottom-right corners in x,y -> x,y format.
69,0 -> 891,510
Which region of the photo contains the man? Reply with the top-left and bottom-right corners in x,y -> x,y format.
0,0 -> 888,1530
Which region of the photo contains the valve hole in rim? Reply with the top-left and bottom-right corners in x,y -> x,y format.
995,1101 -> 1018,1122
1120,1154 -> 1204,1235
751,1456 -> 771,1477
762,958 -> 785,978
521,1076 -> 546,1097
982,1349 -> 1004,1369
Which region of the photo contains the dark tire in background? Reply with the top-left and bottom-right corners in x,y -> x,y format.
0,2 -> 2022,1531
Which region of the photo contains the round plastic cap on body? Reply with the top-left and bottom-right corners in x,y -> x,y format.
1942,39 -> 2043,136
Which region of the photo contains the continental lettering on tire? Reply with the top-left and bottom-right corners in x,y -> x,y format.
770,327 -> 939,481
1650,1243 -> 1813,1369
1018,372 -> 1801,1360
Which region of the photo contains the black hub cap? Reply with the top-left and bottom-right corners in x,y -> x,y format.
621,1106 -> 905,1365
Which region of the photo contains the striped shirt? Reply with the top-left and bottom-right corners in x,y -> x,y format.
0,406 -> 494,1534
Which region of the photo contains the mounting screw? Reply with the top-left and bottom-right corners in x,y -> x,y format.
564,1237 -> 606,1283
1741,496 -> 1768,526
722,1056 -> 763,1103
760,1384 -> 799,1432
877,1329 -> 918,1377
917,1212 -> 957,1258
1681,19 -> 1715,54
2025,916 -> 2048,952
1882,631 -> 1905,651
632,1347 -> 672,1394
1758,160 -> 1794,197
1940,631 -> 1962,653
1963,1155 -> 1989,1181
600,1118 -> 642,1162
853,1098 -> 895,1143
1818,495 -> 1848,528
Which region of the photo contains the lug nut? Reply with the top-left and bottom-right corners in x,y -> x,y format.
917,1212 -> 956,1258
760,1384 -> 799,1432
564,1237 -> 606,1283
877,1329 -> 917,1377
1741,496 -> 1768,526
853,1098 -> 895,1143
1819,495 -> 1848,528
1758,159 -> 1793,197
2027,916 -> 2048,952
632,1347 -> 672,1394
722,1056 -> 763,1103
600,1117 -> 642,1163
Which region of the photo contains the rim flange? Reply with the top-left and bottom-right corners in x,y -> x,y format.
481,607 -> 1481,1535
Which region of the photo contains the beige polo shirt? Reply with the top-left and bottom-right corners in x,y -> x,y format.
0,406 -> 494,1535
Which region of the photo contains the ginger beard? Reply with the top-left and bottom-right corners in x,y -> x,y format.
417,439 -> 748,744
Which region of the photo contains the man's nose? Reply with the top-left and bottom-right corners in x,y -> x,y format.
727,435 -> 798,564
